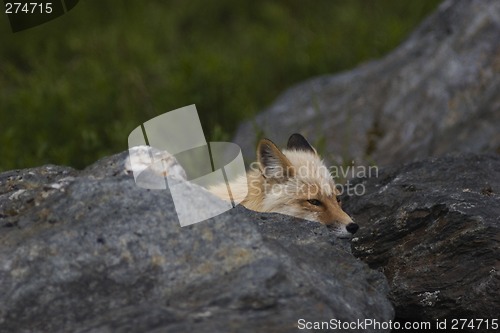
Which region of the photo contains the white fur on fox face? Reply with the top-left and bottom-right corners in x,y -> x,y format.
209,135 -> 357,237
328,225 -> 354,238
260,192 -> 353,238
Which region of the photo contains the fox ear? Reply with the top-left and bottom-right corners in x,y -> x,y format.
287,133 -> 316,154
257,139 -> 294,179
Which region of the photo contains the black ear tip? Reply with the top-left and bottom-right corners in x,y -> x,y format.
288,133 -> 306,143
287,133 -> 315,153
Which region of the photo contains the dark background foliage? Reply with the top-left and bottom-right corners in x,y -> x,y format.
0,0 -> 440,171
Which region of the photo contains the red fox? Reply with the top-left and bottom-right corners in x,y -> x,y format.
210,134 -> 359,238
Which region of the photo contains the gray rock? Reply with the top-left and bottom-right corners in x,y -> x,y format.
342,153 -> 500,331
0,151 -> 393,332
234,0 -> 500,167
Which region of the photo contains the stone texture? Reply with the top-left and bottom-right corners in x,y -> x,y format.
342,153 -> 500,331
0,151 -> 393,333
234,0 -> 500,167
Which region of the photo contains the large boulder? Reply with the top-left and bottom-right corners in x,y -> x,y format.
0,152 -> 393,332
343,153 -> 500,331
234,0 -> 500,167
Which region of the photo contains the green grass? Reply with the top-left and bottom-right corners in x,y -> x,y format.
0,0 -> 441,171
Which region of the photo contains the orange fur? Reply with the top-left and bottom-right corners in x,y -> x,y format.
209,134 -> 358,238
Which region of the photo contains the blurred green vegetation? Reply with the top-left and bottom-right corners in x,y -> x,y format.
0,0 -> 441,171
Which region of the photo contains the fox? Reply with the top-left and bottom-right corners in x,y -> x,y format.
209,133 -> 359,238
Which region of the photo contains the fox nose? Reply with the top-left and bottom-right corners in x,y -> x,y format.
346,223 -> 359,234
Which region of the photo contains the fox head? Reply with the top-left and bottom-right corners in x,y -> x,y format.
255,133 -> 358,238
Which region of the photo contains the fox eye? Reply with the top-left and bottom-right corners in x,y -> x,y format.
307,199 -> 322,206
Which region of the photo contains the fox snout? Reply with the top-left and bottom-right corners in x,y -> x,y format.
345,222 -> 359,235
223,133 -> 363,240
325,216 -> 359,238
318,200 -> 359,237
346,222 -> 359,234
